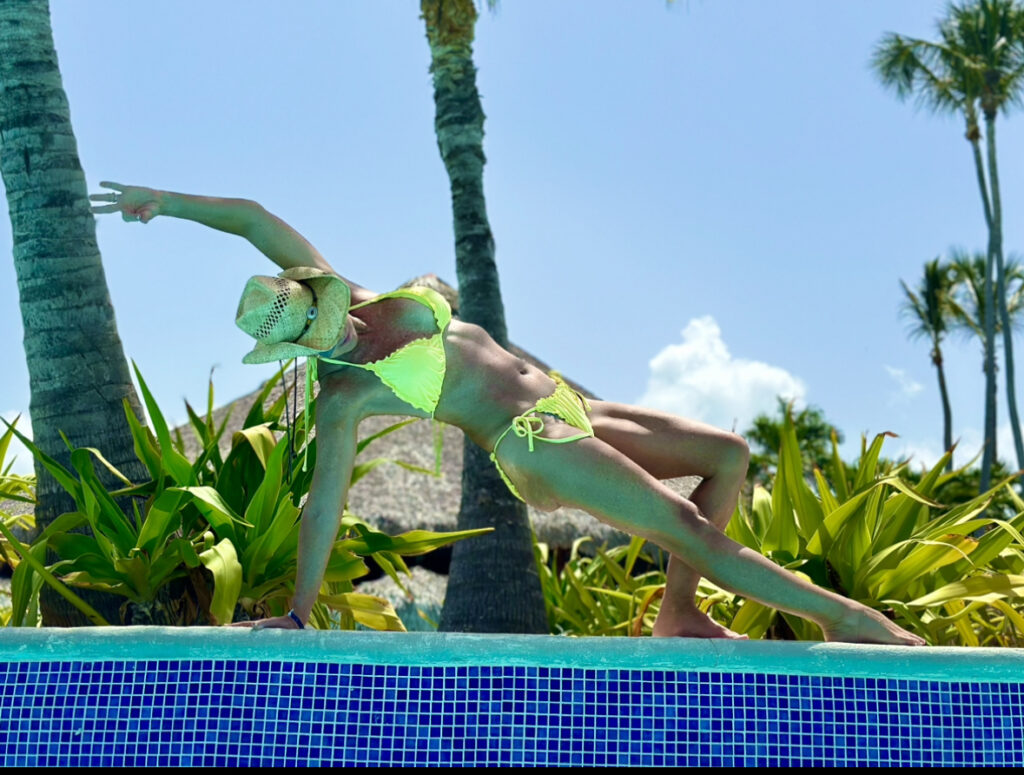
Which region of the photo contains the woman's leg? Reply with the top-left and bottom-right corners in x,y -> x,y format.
587,401 -> 751,637
493,421 -> 924,645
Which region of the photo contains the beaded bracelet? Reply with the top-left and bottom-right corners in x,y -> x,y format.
287,609 -> 305,629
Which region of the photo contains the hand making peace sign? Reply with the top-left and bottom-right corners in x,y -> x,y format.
89,181 -> 162,223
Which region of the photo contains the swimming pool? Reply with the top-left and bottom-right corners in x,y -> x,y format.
1,628 -> 1021,766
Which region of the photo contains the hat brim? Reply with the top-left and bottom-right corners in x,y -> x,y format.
240,269 -> 352,364
242,339 -> 327,365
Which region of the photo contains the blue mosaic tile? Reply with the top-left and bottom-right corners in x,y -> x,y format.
0,659 -> 1022,766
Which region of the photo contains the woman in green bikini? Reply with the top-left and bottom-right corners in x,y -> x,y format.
91,182 -> 924,646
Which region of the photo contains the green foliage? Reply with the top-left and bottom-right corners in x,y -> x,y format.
0,417 -> 39,626
744,397 -> 843,485
715,411 -> 1024,645
1,362 -> 489,629
534,535 -> 668,636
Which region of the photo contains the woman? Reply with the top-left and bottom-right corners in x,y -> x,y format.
91,181 -> 924,645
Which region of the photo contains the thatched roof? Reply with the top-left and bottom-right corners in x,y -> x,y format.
4,275 -> 698,553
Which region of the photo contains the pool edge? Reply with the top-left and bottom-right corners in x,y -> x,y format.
2,628 -> 1021,682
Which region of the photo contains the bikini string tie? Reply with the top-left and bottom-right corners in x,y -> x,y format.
511,413 -> 546,453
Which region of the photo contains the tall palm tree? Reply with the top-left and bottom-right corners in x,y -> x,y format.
949,250 -> 1024,465
900,259 -> 958,471
0,0 -> 149,625
421,0 -> 547,633
873,0 -> 1024,491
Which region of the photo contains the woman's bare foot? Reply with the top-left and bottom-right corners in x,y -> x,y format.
652,607 -> 749,639
821,603 -> 926,646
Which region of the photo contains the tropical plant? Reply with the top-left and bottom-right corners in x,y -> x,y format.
744,397 -> 843,485
535,535 -> 668,636
0,418 -> 38,625
707,411 -> 1024,646
900,259 -> 958,471
1,363 -> 490,629
873,0 -> 1024,490
420,0 -> 547,634
0,0 -> 152,626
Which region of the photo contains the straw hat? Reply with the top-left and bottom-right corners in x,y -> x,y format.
235,267 -> 351,364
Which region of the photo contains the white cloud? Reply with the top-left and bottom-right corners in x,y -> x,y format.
635,316 -> 806,432
884,366 -> 924,405
1,411 -> 33,477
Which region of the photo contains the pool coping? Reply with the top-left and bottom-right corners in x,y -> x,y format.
2,628 -> 1022,682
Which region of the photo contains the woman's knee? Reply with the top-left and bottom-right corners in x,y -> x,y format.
717,433 -> 750,479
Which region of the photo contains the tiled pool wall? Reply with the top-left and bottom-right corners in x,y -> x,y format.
1,629 -> 1022,767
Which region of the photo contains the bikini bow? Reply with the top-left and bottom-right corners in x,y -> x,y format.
511,413 -> 546,452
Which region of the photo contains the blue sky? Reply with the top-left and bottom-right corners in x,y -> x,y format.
2,0 -> 1022,476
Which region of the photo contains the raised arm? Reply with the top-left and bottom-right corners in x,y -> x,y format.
90,182 -> 376,302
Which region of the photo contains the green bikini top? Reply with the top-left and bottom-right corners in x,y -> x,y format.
317,286 -> 452,417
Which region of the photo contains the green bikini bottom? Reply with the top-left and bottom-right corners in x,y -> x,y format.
489,372 -> 595,502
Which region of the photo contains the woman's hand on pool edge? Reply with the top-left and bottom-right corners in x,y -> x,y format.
226,615 -> 301,630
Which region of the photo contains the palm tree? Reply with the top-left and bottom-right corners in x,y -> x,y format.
420,0 -> 547,633
0,0 -> 149,625
873,0 -> 1024,491
900,259 -> 958,471
949,250 -> 1024,466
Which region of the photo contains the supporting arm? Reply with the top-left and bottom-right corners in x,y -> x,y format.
289,389 -> 361,623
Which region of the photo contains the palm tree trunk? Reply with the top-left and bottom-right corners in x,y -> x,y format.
421,0 -> 547,634
933,345 -> 954,472
0,0 -> 148,625
984,116 -> 1024,479
967,125 -> 999,492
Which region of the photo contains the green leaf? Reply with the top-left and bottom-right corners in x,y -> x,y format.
779,411 -> 824,542
826,429 -> 849,501
69,448 -> 138,555
872,535 -> 978,599
852,432 -> 897,492
131,361 -> 194,485
338,527 -> 493,557
244,497 -> 301,586
174,537 -> 202,569
136,489 -> 186,556
355,418 -> 421,454
173,486 -> 253,543
199,538 -> 243,625
0,521 -> 109,626
902,574 -> 1024,607
317,591 -> 406,631
243,434 -> 289,536
0,415 -> 21,470
0,418 -> 83,505
765,457 -> 799,559
237,424 -> 279,471
729,598 -> 776,639
805,485 -> 879,555
243,362 -> 290,428
123,399 -> 162,482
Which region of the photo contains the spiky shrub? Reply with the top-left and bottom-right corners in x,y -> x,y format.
0,418 -> 38,625
709,413 -> 1024,645
0,363 -> 489,628
534,535 -> 668,636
